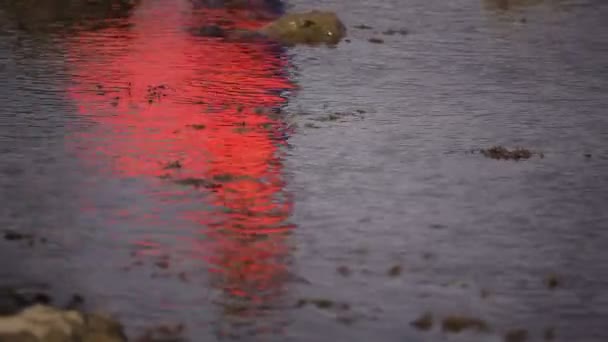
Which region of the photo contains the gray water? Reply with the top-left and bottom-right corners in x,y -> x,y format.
1,0 -> 608,341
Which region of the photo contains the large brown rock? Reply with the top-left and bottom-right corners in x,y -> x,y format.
257,10 -> 346,46
0,304 -> 126,342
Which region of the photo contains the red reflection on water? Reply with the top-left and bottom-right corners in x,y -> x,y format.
65,1 -> 295,330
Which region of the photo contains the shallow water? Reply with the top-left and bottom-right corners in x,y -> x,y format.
1,0 -> 608,341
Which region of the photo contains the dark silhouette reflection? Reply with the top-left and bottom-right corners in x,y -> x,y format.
0,0 -> 140,32
190,0 -> 284,11
65,0 -> 295,339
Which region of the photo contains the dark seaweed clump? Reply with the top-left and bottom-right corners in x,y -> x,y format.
475,146 -> 542,160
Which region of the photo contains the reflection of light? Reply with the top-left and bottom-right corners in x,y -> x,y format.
65,1 -> 295,337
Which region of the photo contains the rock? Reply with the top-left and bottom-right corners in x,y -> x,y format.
199,10 -> 347,46
257,10 -> 346,46
0,304 -> 127,342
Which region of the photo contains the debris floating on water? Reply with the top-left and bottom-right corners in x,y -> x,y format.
410,312 -> 433,331
304,122 -> 321,129
162,160 -> 182,170
2,230 -> 47,246
173,177 -> 221,190
387,265 -> 402,277
295,298 -> 352,311
136,322 -> 185,342
368,37 -> 384,44
3,230 -> 33,241
441,315 -> 489,333
544,327 -> 555,341
504,328 -> 528,342
473,146 -> 542,160
382,28 -> 408,36
337,266 -> 351,277
186,124 -> 206,130
544,274 -> 560,289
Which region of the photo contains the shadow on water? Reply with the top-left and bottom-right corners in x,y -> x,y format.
2,0 -> 299,339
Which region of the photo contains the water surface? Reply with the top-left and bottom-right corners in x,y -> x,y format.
1,0 -> 607,341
